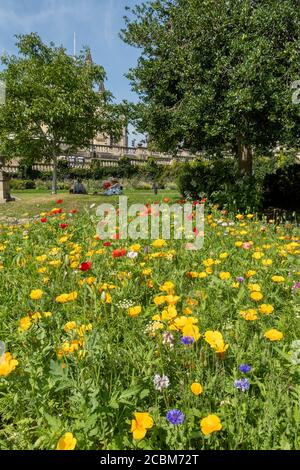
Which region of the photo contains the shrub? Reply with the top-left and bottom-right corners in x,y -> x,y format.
90,161 -> 106,179
38,171 -> 53,181
263,163 -> 300,211
57,160 -> 70,179
158,161 -> 184,184
16,163 -> 43,180
90,160 -> 122,179
34,179 -> 49,190
121,177 -> 151,190
211,176 -> 264,213
10,179 -> 35,190
56,181 -> 71,191
144,157 -> 160,180
177,158 -> 235,199
177,157 -> 265,212
164,181 -> 179,190
118,157 -> 139,178
68,168 -> 93,180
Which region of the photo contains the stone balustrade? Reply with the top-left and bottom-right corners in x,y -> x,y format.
2,143 -> 198,174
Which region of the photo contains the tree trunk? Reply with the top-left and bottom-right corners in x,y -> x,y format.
52,154 -> 58,194
237,142 -> 253,176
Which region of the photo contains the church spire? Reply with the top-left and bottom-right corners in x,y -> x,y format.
85,47 -> 93,66
98,81 -> 105,93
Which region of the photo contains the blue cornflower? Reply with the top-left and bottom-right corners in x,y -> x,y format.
166,409 -> 185,425
239,364 -> 251,373
181,336 -> 194,345
236,276 -> 245,283
234,378 -> 250,392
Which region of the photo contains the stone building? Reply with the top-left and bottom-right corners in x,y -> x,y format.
1,49 -> 194,175
85,48 -> 128,150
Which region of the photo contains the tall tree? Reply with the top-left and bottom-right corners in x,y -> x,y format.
0,33 -> 123,193
121,0 -> 300,175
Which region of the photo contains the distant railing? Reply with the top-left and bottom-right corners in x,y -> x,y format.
1,143 -> 198,174
90,143 -> 195,160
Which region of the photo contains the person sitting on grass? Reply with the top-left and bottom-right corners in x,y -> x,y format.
73,179 -> 87,195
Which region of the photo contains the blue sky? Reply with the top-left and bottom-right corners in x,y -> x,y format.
0,0 -> 144,144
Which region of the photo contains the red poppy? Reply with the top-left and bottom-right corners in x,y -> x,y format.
52,208 -> 62,214
40,218 -> 47,223
192,201 -> 199,206
56,199 -> 63,204
80,262 -> 92,272
193,227 -> 199,236
60,223 -> 68,229
113,233 -> 120,240
70,209 -> 77,214
112,248 -> 126,258
163,197 -> 170,203
201,198 -> 207,203
103,241 -> 112,247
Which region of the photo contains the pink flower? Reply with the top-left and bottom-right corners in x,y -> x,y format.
242,242 -> 252,249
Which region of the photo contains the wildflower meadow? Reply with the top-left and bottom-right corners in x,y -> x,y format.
0,195 -> 299,450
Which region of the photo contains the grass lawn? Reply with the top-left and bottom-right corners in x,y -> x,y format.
0,189 -> 180,219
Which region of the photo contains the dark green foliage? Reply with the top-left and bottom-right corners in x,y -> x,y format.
0,33 -> 124,192
91,158 -> 138,179
56,160 -> 70,180
177,157 -> 263,211
17,163 -> 43,180
67,168 -> 93,180
122,0 -> 300,173
211,176 -> 264,213
177,156 -> 300,212
263,164 -> 300,210
177,158 -> 235,198
143,157 -> 160,180
117,157 -> 139,178
10,179 -> 35,190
